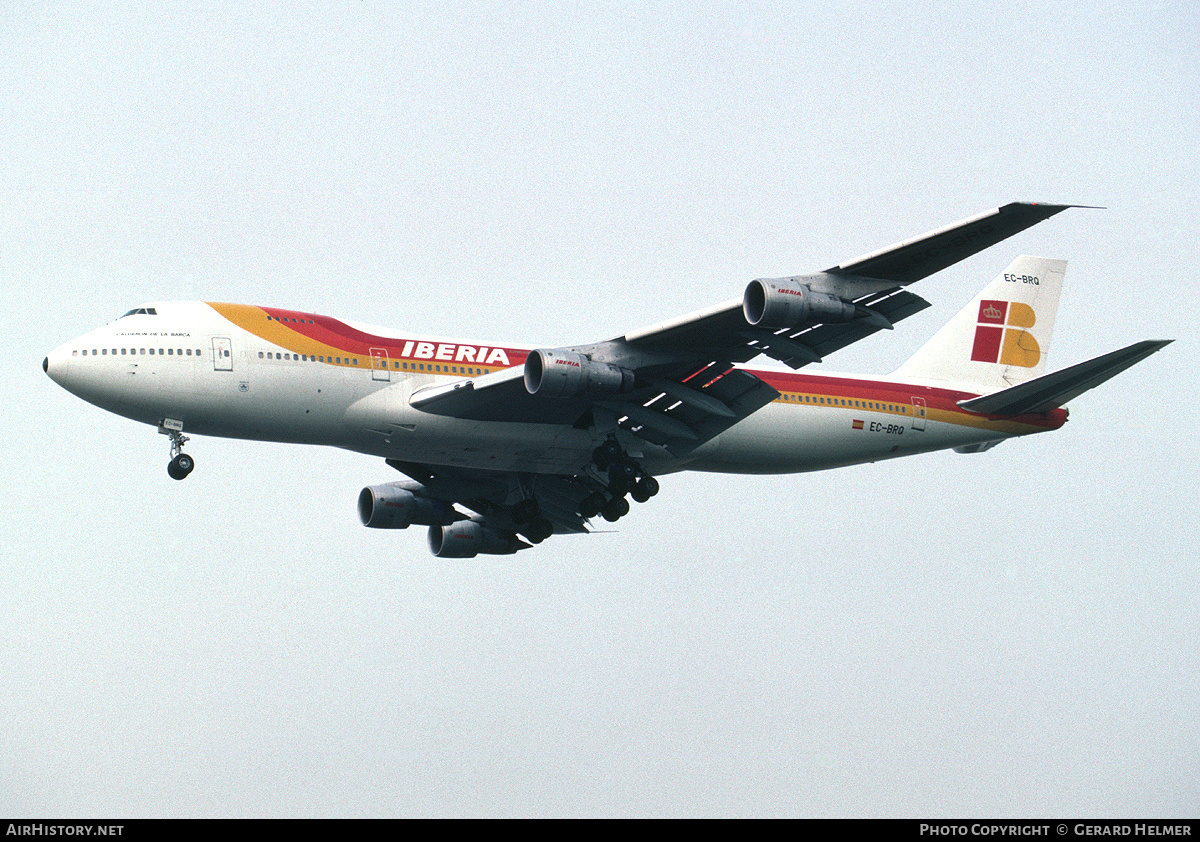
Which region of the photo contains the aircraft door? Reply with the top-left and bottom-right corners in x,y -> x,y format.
370,347 -> 390,381
212,337 -> 234,371
911,396 -> 927,431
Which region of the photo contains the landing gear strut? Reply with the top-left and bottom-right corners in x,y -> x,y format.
160,419 -> 195,480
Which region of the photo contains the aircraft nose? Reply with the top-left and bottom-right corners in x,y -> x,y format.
43,345 -> 73,388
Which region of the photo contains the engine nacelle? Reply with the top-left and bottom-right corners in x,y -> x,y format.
524,349 -> 635,397
358,483 -> 454,529
743,278 -> 856,328
428,521 -> 521,558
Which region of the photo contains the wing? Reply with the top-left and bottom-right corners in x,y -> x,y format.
411,357 -> 779,457
611,201 -> 1078,368
412,202 -> 1076,456
382,459 -> 599,552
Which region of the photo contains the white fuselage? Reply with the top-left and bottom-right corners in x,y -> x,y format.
44,301 -> 1065,478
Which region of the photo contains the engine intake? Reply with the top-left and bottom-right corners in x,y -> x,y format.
524,349 -> 635,397
358,483 -> 454,529
428,521 -> 522,558
743,279 -> 856,328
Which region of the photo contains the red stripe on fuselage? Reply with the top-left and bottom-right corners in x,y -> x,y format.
257,306 -> 530,366
752,369 -> 1066,430
213,303 -> 1063,430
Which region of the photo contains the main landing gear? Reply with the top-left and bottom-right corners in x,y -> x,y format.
160,419 -> 195,481
578,438 -> 660,523
512,497 -> 555,544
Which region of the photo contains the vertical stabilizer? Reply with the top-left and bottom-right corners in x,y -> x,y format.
894,256 -> 1066,391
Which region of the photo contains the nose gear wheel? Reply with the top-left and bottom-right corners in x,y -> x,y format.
160,422 -> 194,480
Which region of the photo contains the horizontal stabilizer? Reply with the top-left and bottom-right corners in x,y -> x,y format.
957,340 -> 1171,416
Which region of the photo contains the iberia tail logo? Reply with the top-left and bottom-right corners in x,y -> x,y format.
970,299 -> 1040,368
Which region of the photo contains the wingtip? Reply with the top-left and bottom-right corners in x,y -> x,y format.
1005,201 -> 1106,212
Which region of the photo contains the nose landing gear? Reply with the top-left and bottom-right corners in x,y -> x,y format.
159,419 -> 195,480
167,451 -> 194,480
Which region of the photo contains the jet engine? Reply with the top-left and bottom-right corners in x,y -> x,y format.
428,520 -> 522,558
743,278 -> 856,328
358,483 -> 455,529
523,349 -> 635,397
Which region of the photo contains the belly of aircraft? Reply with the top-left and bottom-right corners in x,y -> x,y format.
681,402 -> 1010,475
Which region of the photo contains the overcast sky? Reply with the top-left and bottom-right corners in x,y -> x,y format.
3,0 -> 1197,818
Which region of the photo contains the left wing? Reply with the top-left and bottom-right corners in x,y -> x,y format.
606,201 -> 1078,370
413,202 -> 1076,455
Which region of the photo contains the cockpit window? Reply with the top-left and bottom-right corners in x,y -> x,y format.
119,307 -> 158,318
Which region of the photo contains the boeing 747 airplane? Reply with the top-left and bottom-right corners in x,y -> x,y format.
44,203 -> 1169,556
